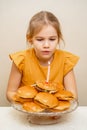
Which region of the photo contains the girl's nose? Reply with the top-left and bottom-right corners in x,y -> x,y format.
43,41 -> 49,48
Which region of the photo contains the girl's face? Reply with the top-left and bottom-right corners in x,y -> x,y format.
32,25 -> 58,64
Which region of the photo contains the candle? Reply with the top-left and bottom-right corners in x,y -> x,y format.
46,61 -> 50,83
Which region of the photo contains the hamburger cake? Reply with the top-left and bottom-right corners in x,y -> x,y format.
23,102 -> 45,112
12,85 -> 38,103
12,83 -> 75,113
49,100 -> 70,112
34,81 -> 64,93
34,92 -> 59,108
54,89 -> 74,101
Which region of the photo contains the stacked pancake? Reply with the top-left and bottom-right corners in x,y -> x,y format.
12,82 -> 74,113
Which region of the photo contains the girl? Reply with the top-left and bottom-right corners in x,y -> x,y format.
6,11 -> 79,102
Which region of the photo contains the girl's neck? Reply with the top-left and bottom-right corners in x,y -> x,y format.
37,56 -> 53,66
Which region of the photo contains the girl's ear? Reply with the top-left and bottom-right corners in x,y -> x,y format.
30,40 -> 33,45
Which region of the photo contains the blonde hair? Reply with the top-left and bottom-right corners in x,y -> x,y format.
26,11 -> 64,44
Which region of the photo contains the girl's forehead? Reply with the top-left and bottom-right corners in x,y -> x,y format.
34,25 -> 57,37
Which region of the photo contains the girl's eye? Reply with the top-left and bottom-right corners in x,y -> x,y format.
49,39 -> 56,41
36,39 -> 43,41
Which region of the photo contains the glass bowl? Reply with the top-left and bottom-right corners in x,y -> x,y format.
11,99 -> 78,125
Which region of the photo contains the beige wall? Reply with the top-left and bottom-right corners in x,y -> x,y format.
0,0 -> 87,106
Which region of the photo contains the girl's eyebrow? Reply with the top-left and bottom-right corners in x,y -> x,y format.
35,36 -> 43,38
49,36 -> 58,38
35,36 -> 58,38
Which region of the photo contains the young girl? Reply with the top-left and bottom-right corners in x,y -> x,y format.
6,11 -> 79,102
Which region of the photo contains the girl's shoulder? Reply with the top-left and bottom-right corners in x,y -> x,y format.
55,49 -> 79,59
55,49 -> 79,65
9,48 -> 33,58
55,49 -> 79,76
9,48 -> 34,73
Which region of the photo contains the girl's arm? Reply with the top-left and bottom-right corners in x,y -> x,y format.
6,62 -> 22,102
64,69 -> 78,100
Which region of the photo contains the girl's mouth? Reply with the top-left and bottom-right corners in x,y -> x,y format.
42,51 -> 50,55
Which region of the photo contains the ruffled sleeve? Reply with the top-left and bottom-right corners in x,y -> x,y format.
9,51 -> 25,73
63,51 -> 80,76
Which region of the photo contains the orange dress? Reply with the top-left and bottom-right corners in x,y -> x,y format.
9,48 -> 79,86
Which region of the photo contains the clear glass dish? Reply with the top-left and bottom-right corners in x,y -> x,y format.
12,99 -> 78,125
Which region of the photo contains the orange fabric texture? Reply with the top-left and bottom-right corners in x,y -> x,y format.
9,48 -> 79,86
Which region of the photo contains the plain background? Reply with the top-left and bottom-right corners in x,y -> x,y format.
0,0 -> 87,106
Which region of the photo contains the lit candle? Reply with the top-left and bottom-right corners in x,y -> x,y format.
46,61 -> 50,83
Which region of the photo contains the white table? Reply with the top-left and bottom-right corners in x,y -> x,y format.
0,106 -> 87,130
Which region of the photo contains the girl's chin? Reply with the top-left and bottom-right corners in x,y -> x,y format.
37,54 -> 53,63
39,57 -> 52,63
